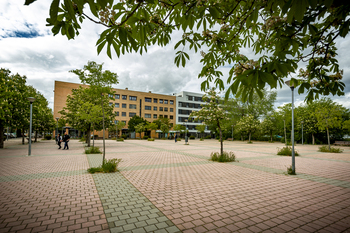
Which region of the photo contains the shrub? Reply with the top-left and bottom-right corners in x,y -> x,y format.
318,146 -> 343,153
121,134 -> 127,139
200,138 -> 204,141
147,138 -> 155,141
205,135 -> 211,139
286,165 -> 296,175
87,158 -> 122,173
177,138 -> 181,141
117,138 -> 124,142
79,137 -> 85,142
85,146 -> 102,154
210,151 -> 237,162
277,146 -> 299,156
111,137 -> 116,140
45,135 -> 52,140
189,135 -> 195,139
143,136 -> 149,140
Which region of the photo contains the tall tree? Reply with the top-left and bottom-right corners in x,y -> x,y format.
235,115 -> 260,143
196,124 -> 206,139
128,115 -> 147,132
190,88 -> 228,156
26,0 -> 348,102
116,121 -> 126,139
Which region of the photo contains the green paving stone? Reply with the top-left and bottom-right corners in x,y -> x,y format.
114,220 -> 127,226
126,217 -> 139,224
132,228 -> 147,233
156,222 -> 168,229
146,219 -> 158,225
122,209 -> 133,215
110,227 -> 124,233
148,213 -> 159,219
157,216 -> 168,222
137,216 -> 149,222
154,229 -> 168,233
165,220 -> 174,226
107,216 -> 119,222
135,221 -> 148,228
139,211 -> 151,216
144,225 -> 158,232
114,207 -> 126,212
123,223 -> 136,231
129,212 -> 141,218
165,226 -> 181,233
132,208 -> 142,213
108,222 -> 115,228
111,211 -> 123,216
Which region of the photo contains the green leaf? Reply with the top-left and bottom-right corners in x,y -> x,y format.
208,7 -> 219,19
49,0 -> 60,23
24,0 -> 37,5
97,40 -> 107,55
107,43 -> 112,59
64,0 -> 78,24
68,24 -> 75,39
119,28 -> 128,46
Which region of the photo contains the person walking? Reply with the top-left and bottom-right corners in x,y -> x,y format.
175,134 -> 177,143
62,132 -> 70,150
57,133 -> 62,149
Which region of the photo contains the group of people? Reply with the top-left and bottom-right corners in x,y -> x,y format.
56,132 -> 70,150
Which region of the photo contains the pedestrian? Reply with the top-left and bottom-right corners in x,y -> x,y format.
62,132 -> 70,150
175,134 -> 177,143
57,133 -> 62,149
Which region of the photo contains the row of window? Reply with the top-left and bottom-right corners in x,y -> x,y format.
145,106 -> 173,112
178,102 -> 202,109
145,114 -> 174,119
145,98 -> 174,105
109,94 -> 138,101
178,117 -> 203,123
187,96 -> 203,102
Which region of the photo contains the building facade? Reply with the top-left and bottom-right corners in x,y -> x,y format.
53,81 -> 176,138
175,91 -> 211,136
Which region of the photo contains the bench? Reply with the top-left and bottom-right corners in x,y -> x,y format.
334,141 -> 350,146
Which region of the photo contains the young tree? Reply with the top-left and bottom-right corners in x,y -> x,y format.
115,121 -> 126,139
190,88 -> 228,156
174,124 -> 186,138
128,115 -> 147,132
196,124 -> 206,139
27,0 -> 348,103
236,115 -> 260,143
146,122 -> 158,139
259,117 -> 276,142
135,123 -> 146,139
160,123 -> 170,139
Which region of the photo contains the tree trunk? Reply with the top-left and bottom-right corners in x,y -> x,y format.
22,128 -> 25,144
312,133 -> 315,145
270,132 -> 273,142
35,131 -> 37,142
0,124 -> 4,148
218,123 -> 223,156
327,127 -> 330,151
87,128 -> 91,147
249,132 -> 251,143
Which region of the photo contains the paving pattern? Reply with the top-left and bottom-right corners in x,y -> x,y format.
0,138 -> 349,233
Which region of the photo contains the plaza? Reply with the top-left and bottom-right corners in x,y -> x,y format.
0,139 -> 349,233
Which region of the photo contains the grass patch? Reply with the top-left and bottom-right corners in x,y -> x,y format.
87,158 -> 122,174
247,141 -> 253,144
177,138 -> 181,141
117,138 -> 124,142
318,145 -> 343,153
200,138 -> 204,141
277,146 -> 299,156
147,138 -> 155,141
210,151 -> 237,162
84,146 -> 102,154
286,165 -> 296,175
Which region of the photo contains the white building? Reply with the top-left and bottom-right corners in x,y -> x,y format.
175,91 -> 211,136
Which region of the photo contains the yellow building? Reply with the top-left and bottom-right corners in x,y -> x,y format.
53,81 -> 176,138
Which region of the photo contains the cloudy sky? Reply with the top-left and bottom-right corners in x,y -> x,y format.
1,0 -> 350,111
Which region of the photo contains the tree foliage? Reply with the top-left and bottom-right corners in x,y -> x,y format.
26,0 -> 349,102
235,115 -> 259,143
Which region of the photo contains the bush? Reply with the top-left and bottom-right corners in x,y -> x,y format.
111,137 -> 116,140
286,165 -> 296,175
205,135 -> 211,139
87,158 -> 122,173
189,135 -> 195,139
147,138 -> 155,141
117,138 -> 124,142
85,146 -> 102,154
45,135 -> 52,140
318,146 -> 343,153
177,138 -> 181,141
210,151 -> 237,162
200,138 -> 204,141
121,134 -> 127,139
277,146 -> 299,156
143,136 -> 149,140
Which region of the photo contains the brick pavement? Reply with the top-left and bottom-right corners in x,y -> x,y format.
0,138 -> 349,233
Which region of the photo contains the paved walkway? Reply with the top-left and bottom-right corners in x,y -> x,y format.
0,138 -> 349,233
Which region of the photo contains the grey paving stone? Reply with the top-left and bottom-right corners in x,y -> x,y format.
123,223 -> 136,231
144,225 -> 158,232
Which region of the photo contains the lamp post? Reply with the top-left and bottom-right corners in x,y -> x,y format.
55,117 -> 59,144
231,125 -> 233,141
301,120 -> 304,145
27,97 -> 36,156
285,80 -> 295,174
185,119 -> 188,145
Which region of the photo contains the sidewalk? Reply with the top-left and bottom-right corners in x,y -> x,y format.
0,138 -> 349,233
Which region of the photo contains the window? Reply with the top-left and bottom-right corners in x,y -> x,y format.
115,94 -> 120,99
164,107 -> 168,112
153,98 -> 158,103
188,96 -> 193,101
170,100 -> 174,105
159,115 -> 163,118
170,115 -> 173,119
122,112 -> 126,117
145,114 -> 151,118
109,102 -> 113,106
108,94 -> 113,98
145,97 -> 152,102
159,99 -> 163,104
122,103 -> 127,108
153,106 -> 157,111
116,111 -> 119,116
195,97 -> 202,102
129,96 -> 137,101
129,112 -> 136,117
159,107 -> 163,111
164,115 -> 168,118
122,95 -> 127,100
115,103 -> 119,108
170,108 -> 173,112
153,114 -> 157,119
129,104 -> 137,109
114,120 -> 117,124
164,100 -> 168,104
145,106 -> 151,110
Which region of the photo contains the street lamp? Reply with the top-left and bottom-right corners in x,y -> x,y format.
27,97 -> 36,156
301,120 -> 304,145
185,119 -> 188,145
55,117 -> 59,144
285,80 -> 295,174
231,125 -> 233,141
